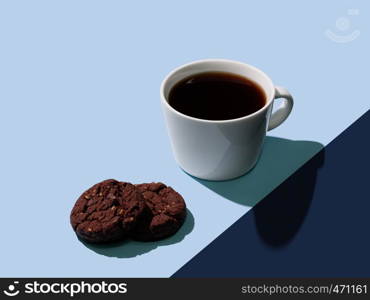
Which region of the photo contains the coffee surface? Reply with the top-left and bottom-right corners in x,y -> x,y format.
168,71 -> 266,121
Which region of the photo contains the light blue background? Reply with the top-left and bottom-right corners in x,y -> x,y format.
0,0 -> 368,277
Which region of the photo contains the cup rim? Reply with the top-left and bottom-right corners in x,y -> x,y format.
160,58 -> 275,124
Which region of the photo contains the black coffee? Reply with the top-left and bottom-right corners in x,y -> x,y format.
168,71 -> 266,121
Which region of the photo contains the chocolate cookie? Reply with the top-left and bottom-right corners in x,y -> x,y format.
132,182 -> 187,241
70,179 -> 147,243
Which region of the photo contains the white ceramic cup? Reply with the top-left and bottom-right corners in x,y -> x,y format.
160,59 -> 293,181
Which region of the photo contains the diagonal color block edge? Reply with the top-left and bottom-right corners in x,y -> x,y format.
173,109 -> 370,277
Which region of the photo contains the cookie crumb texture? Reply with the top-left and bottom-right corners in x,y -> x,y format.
133,182 -> 187,241
70,179 -> 146,243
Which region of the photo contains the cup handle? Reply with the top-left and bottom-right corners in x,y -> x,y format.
267,86 -> 294,131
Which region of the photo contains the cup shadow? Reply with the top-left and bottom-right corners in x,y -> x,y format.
79,209 -> 194,258
253,146 -> 325,247
190,136 -> 325,247
191,136 -> 324,207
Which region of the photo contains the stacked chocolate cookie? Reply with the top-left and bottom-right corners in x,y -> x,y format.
70,179 -> 187,243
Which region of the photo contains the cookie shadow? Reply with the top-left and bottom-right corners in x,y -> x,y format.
191,136 -> 324,207
79,209 -> 194,258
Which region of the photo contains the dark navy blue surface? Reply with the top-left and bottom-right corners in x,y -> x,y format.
173,110 -> 370,277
